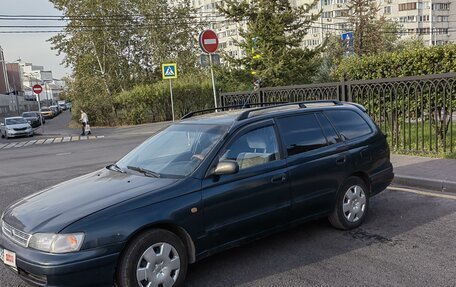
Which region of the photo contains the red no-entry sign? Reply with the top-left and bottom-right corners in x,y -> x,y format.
199,30 -> 219,54
32,84 -> 43,94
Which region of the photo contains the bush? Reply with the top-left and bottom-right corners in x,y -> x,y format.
114,75 -> 215,125
334,44 -> 456,80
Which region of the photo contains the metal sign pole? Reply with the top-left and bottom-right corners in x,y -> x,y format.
36,93 -> 44,134
209,53 -> 218,111
169,79 -> 175,122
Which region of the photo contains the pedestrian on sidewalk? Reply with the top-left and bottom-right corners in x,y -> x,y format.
79,110 -> 91,136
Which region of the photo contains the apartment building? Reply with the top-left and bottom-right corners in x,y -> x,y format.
191,0 -> 456,59
0,46 -> 11,94
296,0 -> 456,47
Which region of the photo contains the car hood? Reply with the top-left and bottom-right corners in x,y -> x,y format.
6,123 -> 30,129
2,168 -> 179,234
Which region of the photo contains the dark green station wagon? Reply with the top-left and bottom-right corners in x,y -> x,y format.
1,101 -> 393,287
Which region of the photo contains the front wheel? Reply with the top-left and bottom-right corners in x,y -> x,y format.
329,176 -> 369,230
116,229 -> 188,287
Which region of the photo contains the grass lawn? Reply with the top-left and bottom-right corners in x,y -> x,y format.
379,121 -> 456,159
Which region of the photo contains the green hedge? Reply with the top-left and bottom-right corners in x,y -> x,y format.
334,44 -> 456,80
113,75 -> 215,125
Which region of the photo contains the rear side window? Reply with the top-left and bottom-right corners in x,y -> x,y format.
324,110 -> 372,140
316,113 -> 340,145
277,114 -> 327,156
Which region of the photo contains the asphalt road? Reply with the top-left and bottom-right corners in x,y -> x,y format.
1,125 -> 456,286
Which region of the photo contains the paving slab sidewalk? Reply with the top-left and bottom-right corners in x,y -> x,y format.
391,154 -> 456,193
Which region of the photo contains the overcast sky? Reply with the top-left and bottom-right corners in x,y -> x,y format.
0,0 -> 71,79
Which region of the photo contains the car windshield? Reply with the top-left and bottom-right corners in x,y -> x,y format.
22,112 -> 37,117
116,124 -> 228,177
6,118 -> 27,125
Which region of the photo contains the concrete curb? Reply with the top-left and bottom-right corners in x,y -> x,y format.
393,174 -> 456,193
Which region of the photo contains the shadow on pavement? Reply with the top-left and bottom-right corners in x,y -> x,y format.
185,189 -> 456,286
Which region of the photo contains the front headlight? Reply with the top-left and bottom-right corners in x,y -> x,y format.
29,233 -> 85,253
6,127 -> 12,131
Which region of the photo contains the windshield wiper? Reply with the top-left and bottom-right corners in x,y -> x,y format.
108,164 -> 125,173
127,166 -> 161,178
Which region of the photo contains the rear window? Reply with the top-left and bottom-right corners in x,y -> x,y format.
277,113 -> 328,156
324,110 -> 372,140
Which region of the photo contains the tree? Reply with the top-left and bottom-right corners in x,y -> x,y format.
48,0 -> 200,124
219,0 -> 321,87
347,0 -> 398,55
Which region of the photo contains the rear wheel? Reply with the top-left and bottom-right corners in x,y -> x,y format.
116,229 -> 188,287
329,176 -> 369,230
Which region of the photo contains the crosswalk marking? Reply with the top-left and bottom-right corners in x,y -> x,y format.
14,142 -> 27,148
24,140 -> 37,146
4,142 -> 18,148
0,135 -> 106,151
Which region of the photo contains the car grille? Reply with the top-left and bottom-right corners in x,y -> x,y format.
13,127 -> 27,131
2,221 -> 31,247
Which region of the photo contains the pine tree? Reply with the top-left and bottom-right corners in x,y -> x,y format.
219,0 -> 321,87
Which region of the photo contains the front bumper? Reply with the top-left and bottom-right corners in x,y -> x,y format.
0,232 -> 122,287
6,130 -> 33,138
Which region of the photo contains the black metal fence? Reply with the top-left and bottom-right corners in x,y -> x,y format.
220,73 -> 456,155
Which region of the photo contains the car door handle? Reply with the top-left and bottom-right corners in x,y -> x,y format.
271,174 -> 287,183
336,156 -> 346,165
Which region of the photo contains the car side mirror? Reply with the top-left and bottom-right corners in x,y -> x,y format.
213,160 -> 239,176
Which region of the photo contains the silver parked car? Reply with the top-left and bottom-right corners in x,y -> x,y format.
0,117 -> 34,139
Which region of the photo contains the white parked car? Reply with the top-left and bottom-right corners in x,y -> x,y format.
0,117 -> 34,139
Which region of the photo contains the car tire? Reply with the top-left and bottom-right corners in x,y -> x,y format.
116,229 -> 188,287
328,176 -> 369,230
1,131 -> 4,138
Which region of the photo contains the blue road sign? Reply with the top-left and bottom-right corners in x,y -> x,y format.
341,32 -> 353,41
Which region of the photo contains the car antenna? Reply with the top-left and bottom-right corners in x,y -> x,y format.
241,78 -> 262,109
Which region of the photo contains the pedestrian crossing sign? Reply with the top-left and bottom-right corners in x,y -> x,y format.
162,63 -> 178,79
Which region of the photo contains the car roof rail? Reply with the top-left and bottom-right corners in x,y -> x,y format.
180,102 -> 287,120
236,100 -> 342,121
182,100 -> 342,121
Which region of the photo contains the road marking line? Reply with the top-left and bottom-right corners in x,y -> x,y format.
80,136 -> 88,140
14,141 -> 27,148
4,142 -> 19,148
24,140 -> 37,146
0,143 -> 8,149
71,136 -> 79,141
388,186 -> 456,200
35,139 -> 46,145
88,135 -> 96,139
96,135 -> 105,138
44,138 -> 54,144
63,137 -> 71,142
54,137 -> 63,143
56,152 -> 72,156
